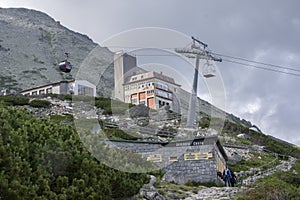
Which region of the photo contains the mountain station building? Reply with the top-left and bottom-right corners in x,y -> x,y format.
20,80 -> 96,97
114,51 -> 181,112
124,71 -> 181,110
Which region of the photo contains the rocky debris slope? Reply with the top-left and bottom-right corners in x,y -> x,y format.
137,175 -> 165,200
185,187 -> 240,200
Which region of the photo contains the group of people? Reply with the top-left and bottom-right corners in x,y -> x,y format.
223,167 -> 237,187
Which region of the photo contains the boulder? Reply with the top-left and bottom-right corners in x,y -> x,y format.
227,152 -> 243,165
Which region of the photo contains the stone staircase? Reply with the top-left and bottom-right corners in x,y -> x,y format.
185,187 -> 241,200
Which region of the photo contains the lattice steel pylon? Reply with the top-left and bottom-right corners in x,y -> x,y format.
175,36 -> 222,128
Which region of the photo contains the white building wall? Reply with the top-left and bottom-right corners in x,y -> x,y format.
52,85 -> 60,94
74,80 -> 96,97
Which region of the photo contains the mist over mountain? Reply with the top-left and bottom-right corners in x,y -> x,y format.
0,7 -> 113,96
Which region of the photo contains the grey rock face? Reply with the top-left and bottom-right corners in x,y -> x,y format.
139,175 -> 165,200
0,7 -> 113,95
227,152 -> 243,165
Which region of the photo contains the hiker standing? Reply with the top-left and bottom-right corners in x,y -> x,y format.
223,167 -> 231,187
230,170 -> 237,187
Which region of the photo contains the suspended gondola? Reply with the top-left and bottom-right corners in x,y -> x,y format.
203,59 -> 216,78
58,53 -> 73,73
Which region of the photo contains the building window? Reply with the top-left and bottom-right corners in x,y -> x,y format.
39,89 -> 45,95
140,101 -> 146,105
131,98 -> 138,104
147,82 -> 153,87
130,85 -> 137,89
147,90 -> 154,95
32,91 -> 37,96
156,82 -> 168,91
131,93 -> 138,99
46,88 -> 52,94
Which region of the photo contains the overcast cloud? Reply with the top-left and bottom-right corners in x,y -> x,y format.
1,0 -> 299,145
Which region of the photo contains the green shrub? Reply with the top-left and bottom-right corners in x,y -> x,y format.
104,128 -> 138,140
0,104 -> 148,199
50,114 -> 74,124
29,99 -> 51,108
0,95 -> 29,106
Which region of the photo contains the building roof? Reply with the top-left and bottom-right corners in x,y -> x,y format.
20,79 -> 75,93
107,135 -> 228,161
164,135 -> 228,161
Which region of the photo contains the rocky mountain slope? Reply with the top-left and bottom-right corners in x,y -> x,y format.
0,7 -> 113,96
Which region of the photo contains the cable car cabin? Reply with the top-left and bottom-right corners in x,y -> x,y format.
203,61 -> 215,78
58,60 -> 72,73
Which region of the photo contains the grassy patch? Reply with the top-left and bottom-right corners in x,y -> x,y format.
50,114 -> 74,124
228,152 -> 279,172
155,181 -> 200,199
236,160 -> 300,200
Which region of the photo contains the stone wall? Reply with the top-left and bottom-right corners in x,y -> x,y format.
109,138 -> 226,184
112,140 -> 162,153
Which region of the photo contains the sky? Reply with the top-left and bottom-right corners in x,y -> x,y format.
0,0 -> 300,145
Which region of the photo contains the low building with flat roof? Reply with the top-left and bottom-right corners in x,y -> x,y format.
20,80 -> 96,97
